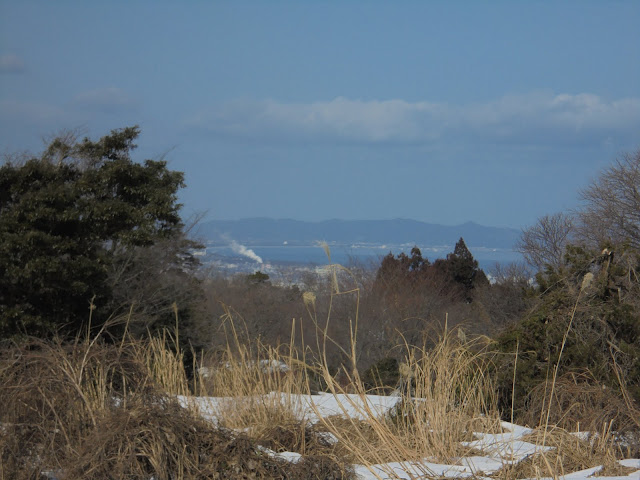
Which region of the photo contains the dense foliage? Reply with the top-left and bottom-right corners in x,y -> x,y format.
0,127 -> 199,338
495,244 -> 640,419
497,149 -> 640,427
374,238 -> 489,303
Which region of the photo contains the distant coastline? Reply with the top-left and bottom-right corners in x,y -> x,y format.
196,218 -> 520,250
193,218 -> 523,278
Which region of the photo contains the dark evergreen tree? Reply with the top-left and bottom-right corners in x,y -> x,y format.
409,246 -> 429,271
0,126 -> 199,338
247,270 -> 270,284
449,238 -> 488,291
374,241 -> 488,300
374,246 -> 431,293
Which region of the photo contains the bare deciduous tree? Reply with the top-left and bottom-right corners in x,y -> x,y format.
515,212 -> 574,271
489,261 -> 532,287
578,149 -> 640,250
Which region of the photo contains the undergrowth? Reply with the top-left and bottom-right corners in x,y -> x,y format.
1,257 -> 638,479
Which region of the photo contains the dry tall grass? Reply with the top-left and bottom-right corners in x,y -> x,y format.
0,326 -> 351,479
302,253 -> 636,479
1,261 -> 638,479
191,305 -> 313,442
313,325 -> 502,474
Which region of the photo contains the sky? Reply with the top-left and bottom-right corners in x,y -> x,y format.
1,1 -> 639,229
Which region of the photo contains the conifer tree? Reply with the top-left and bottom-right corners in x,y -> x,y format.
446,237 -> 488,293
0,127 -> 198,338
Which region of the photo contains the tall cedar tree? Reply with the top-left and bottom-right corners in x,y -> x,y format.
0,126 -> 194,338
447,237 -> 488,292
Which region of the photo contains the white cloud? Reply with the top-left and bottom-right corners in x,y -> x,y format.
189,97 -> 443,143
188,92 -> 640,146
72,87 -> 137,113
0,87 -> 136,125
0,54 -> 26,74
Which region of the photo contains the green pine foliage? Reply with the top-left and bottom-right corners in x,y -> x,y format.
442,237 -> 489,294
247,271 -> 271,284
495,243 -> 640,419
0,126 -> 197,339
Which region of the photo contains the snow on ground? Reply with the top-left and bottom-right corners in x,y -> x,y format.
178,393 -> 640,480
177,391 -> 399,424
460,421 -> 552,463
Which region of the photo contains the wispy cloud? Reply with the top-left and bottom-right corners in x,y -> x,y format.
187,92 -> 640,146
0,54 -> 26,74
72,87 -> 137,113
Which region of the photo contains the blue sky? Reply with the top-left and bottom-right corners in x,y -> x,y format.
1,1 -> 639,228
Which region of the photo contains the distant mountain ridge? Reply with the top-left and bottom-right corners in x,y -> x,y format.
196,218 -> 520,250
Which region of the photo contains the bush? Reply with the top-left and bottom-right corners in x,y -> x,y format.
361,357 -> 399,393
0,127 -> 201,339
494,243 -> 640,428
0,334 -> 356,480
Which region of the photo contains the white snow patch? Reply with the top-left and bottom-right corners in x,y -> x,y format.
173,393 -> 640,480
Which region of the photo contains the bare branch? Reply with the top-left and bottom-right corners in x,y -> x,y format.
578,149 -> 640,250
515,212 -> 574,271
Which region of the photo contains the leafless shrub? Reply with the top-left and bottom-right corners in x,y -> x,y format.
578,149 -> 640,249
490,261 -> 533,286
515,212 -> 575,271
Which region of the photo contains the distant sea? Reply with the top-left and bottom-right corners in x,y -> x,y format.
199,242 -> 523,272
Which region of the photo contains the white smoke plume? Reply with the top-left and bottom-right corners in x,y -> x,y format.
230,240 -> 263,264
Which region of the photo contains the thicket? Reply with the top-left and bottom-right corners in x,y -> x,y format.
194,150 -> 640,436
502,149 -> 640,432
199,238 -> 529,379
495,244 -> 640,430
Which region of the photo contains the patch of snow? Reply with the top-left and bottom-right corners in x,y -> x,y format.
174,393 -> 640,480
354,459 -> 490,479
462,434 -> 553,461
258,359 -> 290,373
459,455 -> 507,475
569,431 -> 592,442
257,446 -> 303,463
500,420 -> 534,438
301,392 -> 399,422
620,459 -> 640,469
315,430 -> 339,445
